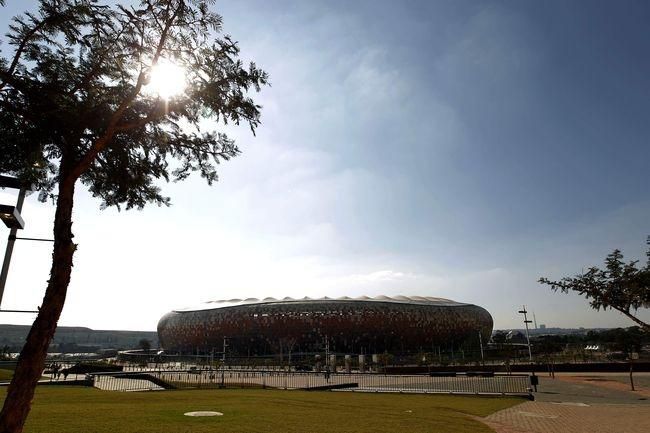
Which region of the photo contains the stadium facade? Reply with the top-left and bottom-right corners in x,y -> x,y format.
157,296 -> 493,357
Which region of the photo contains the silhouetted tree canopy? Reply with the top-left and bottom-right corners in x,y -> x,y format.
138,338 -> 152,352
539,238 -> 650,332
491,331 -> 507,347
0,0 -> 268,208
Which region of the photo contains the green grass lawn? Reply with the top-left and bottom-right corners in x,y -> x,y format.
0,369 -> 49,382
0,387 -> 523,433
0,369 -> 15,381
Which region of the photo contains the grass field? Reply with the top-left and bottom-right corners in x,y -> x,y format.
0,369 -> 48,382
0,387 -> 523,433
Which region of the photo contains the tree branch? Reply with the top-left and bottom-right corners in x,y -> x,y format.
614,307 -> 650,332
114,102 -> 167,132
67,2 -> 184,182
0,16 -> 49,92
69,27 -> 126,97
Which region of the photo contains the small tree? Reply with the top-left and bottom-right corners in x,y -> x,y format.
491,331 -> 507,348
539,237 -> 650,332
0,1 -> 267,431
138,338 -> 152,353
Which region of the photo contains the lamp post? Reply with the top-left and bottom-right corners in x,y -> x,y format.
324,335 -> 331,381
220,336 -> 228,388
518,305 -> 533,362
0,175 -> 53,313
0,175 -> 28,308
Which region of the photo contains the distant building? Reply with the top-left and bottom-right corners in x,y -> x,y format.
157,296 -> 493,356
539,324 -> 546,330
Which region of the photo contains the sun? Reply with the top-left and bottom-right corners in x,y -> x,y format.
146,59 -> 187,99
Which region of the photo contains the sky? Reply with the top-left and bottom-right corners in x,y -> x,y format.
0,0 -> 649,332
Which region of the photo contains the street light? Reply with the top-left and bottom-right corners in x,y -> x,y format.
0,204 -> 25,230
0,175 -> 24,189
0,175 -> 52,314
0,175 -> 29,308
517,306 -> 533,362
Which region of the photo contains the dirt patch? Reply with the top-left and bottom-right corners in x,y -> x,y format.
557,375 -> 650,398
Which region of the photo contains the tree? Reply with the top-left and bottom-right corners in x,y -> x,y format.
539,237 -> 650,332
0,1 -> 268,431
491,331 -> 507,348
138,338 -> 152,353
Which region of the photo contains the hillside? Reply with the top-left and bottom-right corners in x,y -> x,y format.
0,324 -> 158,352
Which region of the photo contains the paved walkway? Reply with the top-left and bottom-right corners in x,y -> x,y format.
481,376 -> 650,433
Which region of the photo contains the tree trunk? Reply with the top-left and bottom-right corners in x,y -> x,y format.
0,176 -> 77,433
619,309 -> 650,333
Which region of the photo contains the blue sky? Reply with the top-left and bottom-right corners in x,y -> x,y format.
0,0 -> 648,331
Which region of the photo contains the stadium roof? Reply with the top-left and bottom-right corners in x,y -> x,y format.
174,295 -> 468,312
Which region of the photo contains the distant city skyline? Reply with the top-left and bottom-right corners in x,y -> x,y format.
0,0 -> 648,331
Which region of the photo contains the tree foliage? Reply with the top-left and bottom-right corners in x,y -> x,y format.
138,338 -> 152,352
539,238 -> 650,332
0,1 -> 267,431
491,331 -> 507,347
0,0 -> 268,208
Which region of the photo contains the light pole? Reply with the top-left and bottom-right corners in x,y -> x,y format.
220,336 -> 228,388
518,305 -> 533,362
0,175 -> 27,309
324,335 -> 331,381
0,175 -> 50,314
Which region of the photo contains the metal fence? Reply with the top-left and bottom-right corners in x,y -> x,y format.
89,369 -> 531,396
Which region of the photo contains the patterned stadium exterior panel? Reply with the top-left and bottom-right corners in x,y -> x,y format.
157,296 -> 494,355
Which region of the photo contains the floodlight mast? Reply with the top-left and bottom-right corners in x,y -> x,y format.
518,306 -> 533,361
0,176 -> 28,308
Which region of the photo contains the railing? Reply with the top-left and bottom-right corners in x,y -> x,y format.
89,369 -> 531,396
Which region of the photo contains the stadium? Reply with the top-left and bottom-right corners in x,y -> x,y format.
157,296 -> 493,358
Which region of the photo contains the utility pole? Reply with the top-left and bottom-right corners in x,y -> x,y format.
478,331 -> 485,364
518,306 -> 533,362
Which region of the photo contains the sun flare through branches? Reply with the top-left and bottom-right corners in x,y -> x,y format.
146,59 -> 187,100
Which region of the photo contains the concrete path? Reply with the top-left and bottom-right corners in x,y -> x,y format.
482,376 -> 650,433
